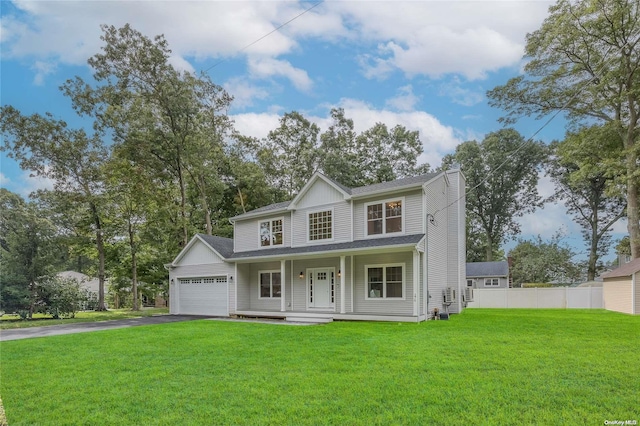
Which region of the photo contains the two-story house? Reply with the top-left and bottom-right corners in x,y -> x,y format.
166,170 -> 466,322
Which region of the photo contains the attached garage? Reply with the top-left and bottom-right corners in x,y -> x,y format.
177,277 -> 228,316
166,234 -> 235,316
601,258 -> 639,315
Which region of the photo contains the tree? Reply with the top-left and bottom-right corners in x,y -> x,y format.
442,128 -> 546,261
355,122 -> 427,185
37,276 -> 87,319
63,24 -> 234,245
487,0 -> 640,258
509,234 -> 580,286
259,111 -> 320,198
318,108 -> 362,187
0,189 -> 58,317
547,126 -> 627,280
0,107 -> 111,311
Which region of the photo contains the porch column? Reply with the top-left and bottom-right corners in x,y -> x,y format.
413,250 -> 419,317
281,259 -> 286,312
340,255 -> 346,314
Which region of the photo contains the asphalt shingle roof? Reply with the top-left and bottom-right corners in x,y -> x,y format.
466,261 -> 509,278
232,173 -> 440,221
228,233 -> 425,260
197,234 -> 234,259
601,257 -> 640,279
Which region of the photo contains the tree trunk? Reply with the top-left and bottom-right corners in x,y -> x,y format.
28,280 -> 36,319
587,227 -> 598,281
91,202 -> 107,311
129,222 -> 139,311
625,123 -> 640,259
485,233 -> 493,262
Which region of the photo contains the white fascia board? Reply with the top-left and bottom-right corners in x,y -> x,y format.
230,243 -> 418,263
229,207 -> 290,222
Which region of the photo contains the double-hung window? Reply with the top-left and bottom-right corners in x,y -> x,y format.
308,210 -> 332,241
259,218 -> 283,247
366,199 -> 403,236
366,264 -> 404,299
484,278 -> 499,287
259,271 -> 281,298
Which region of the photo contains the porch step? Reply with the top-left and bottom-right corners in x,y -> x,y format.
286,316 -> 333,324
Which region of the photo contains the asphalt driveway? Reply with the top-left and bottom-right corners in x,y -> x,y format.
0,315 -> 207,342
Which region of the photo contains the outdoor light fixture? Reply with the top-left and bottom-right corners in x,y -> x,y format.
170,279 -> 174,285
338,270 -> 341,278
229,276 -> 233,281
299,271 -> 304,279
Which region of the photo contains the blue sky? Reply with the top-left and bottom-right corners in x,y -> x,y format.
0,0 -> 628,262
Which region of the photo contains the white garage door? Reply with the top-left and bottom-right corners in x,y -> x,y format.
178,277 -> 228,316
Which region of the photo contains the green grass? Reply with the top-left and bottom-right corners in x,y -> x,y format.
0,308 -> 169,330
1,309 -> 638,425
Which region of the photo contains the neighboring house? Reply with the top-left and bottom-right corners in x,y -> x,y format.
167,170 -> 466,322
56,271 -> 104,309
601,257 -> 640,315
466,261 -> 509,289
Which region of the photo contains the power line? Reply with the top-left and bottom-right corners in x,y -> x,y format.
431,42 -> 626,220
202,1 -> 323,74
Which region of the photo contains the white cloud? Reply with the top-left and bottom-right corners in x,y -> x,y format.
248,57 -> 313,92
386,85 -> 420,112
439,77 -> 484,106
31,60 -> 56,86
224,77 -> 270,110
0,172 -> 11,186
167,55 -> 195,75
231,112 -> 282,141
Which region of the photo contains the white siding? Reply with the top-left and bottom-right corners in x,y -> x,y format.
353,189 -> 423,240
296,179 -> 345,209
234,213 -> 292,252
178,240 -> 224,265
635,272 -> 640,315
291,201 -> 351,247
424,174 -> 449,318
353,252 -> 414,316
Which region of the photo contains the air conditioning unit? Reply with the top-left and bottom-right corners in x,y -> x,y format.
443,287 -> 456,304
464,287 -> 474,302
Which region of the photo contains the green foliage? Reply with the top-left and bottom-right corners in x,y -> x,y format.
442,128 -> 546,261
509,234 -> 581,286
487,0 -> 640,258
547,126 -> 627,280
616,236 -> 631,255
1,311 -> 638,424
36,277 -> 87,319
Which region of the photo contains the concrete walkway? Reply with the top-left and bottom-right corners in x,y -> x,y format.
0,315 -> 207,342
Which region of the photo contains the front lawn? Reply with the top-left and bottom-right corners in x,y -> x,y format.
1,309 -> 638,425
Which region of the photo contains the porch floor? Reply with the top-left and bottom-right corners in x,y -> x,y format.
234,310 -> 426,323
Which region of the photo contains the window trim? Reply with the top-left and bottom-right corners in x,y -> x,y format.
306,207 -> 335,244
363,197 -> 405,238
364,263 -> 406,300
258,270 -> 282,299
484,278 -> 500,287
258,217 -> 284,248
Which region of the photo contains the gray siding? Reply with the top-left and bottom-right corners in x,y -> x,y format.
353,251 -> 414,316
291,258 -> 342,311
291,201 -> 351,247
353,189 -> 423,240
446,171 -> 464,314
234,213 -> 292,252
296,178 -> 346,209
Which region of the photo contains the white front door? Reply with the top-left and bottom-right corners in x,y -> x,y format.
308,268 -> 334,309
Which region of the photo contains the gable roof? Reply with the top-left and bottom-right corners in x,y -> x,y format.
171,233 -> 234,264
228,233 -> 425,261
231,172 -> 441,221
466,261 -> 509,278
601,257 -> 640,279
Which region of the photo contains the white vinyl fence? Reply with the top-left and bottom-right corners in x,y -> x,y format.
467,287 -> 603,309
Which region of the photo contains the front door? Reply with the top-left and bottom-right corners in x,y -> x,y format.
308,268 -> 334,309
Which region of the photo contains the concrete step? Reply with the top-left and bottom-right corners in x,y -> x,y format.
286,316 -> 333,324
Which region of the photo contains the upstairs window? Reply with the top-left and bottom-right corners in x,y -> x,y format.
260,219 -> 283,247
309,210 -> 332,241
366,199 -> 403,236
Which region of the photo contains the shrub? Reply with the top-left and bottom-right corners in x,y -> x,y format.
37,277 -> 87,319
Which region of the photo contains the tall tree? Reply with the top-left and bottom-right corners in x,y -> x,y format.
0,107 -> 111,310
487,0 -> 640,258
63,24 -> 233,245
547,126 -> 627,280
259,111 -> 320,198
318,108 -> 362,187
442,128 -> 546,261
0,189 -> 57,317
355,122 -> 427,185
